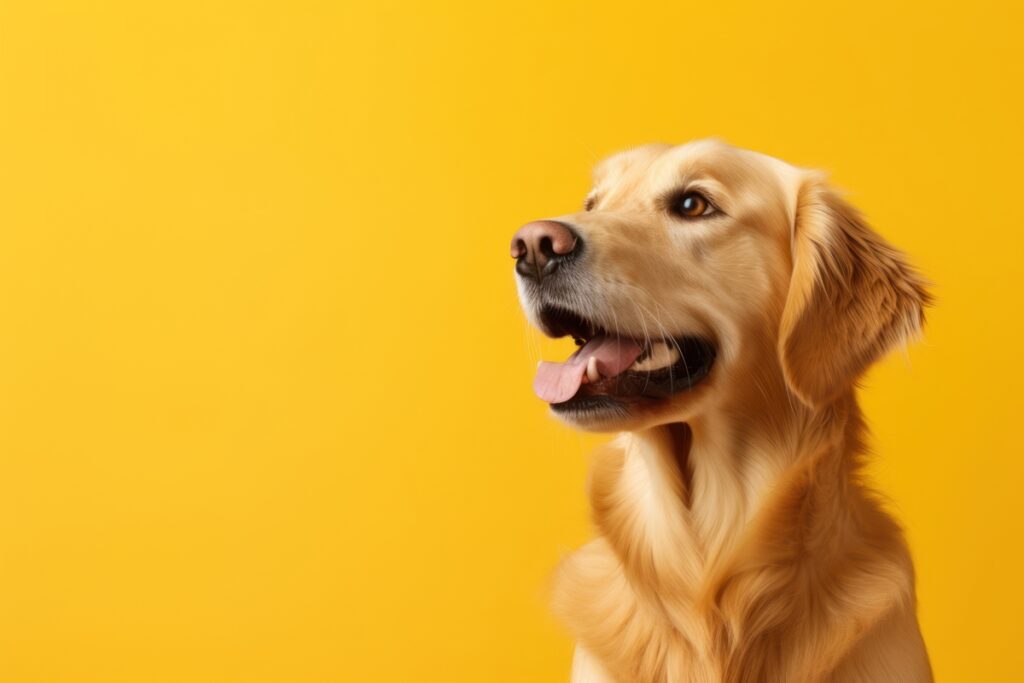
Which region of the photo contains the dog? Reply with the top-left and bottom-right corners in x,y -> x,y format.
511,140 -> 932,682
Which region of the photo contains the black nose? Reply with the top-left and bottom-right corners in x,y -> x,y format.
510,220 -> 581,282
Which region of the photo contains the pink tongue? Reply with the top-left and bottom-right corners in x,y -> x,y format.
533,336 -> 644,403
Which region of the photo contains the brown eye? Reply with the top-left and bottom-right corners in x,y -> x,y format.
584,194 -> 597,211
672,192 -> 712,218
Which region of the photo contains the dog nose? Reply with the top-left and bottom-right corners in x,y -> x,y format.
510,220 -> 580,281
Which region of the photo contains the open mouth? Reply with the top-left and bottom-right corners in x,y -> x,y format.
534,306 -> 716,415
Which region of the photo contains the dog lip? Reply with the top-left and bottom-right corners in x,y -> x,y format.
550,394 -> 631,418
536,305 -> 599,340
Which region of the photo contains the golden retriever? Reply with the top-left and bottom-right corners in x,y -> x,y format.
511,140 -> 932,682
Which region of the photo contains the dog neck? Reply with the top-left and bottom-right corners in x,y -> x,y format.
571,389 -> 914,681
680,393 -> 854,567
600,370 -> 863,587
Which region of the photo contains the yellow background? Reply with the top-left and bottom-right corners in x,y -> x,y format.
1,1 -> 1021,681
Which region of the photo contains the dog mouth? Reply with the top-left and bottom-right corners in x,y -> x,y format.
533,306 -> 716,414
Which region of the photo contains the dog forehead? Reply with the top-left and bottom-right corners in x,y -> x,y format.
593,140 -> 762,191
594,141 -> 803,222
592,144 -> 670,186
596,140 -> 797,186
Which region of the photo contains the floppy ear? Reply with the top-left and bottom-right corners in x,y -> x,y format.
778,174 -> 931,408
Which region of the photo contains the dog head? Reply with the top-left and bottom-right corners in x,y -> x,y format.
513,140 -> 929,432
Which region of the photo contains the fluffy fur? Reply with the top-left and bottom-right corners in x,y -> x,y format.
515,141 -> 932,681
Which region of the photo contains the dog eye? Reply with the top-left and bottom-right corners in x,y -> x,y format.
672,192 -> 714,219
584,194 -> 597,211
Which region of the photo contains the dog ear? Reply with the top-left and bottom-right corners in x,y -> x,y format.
778,174 -> 931,408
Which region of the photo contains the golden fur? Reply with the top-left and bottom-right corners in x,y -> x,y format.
516,141 -> 932,681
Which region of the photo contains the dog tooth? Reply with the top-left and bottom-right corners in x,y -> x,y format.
586,356 -> 601,383
629,341 -> 681,372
